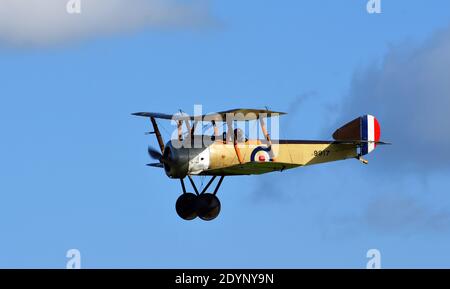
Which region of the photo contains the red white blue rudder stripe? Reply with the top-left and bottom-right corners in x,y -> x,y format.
361,115 -> 381,155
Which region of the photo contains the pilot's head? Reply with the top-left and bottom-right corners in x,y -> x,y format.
234,128 -> 245,143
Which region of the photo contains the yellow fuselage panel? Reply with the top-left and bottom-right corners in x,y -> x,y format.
208,141 -> 358,170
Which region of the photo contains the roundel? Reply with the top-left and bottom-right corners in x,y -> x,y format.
250,146 -> 271,162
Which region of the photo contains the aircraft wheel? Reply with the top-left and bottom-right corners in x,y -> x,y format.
175,193 -> 198,220
196,193 -> 221,221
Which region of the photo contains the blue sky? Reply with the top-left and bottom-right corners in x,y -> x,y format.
1,0 -> 450,268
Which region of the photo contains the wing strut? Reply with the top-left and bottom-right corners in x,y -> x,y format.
150,117 -> 165,154
259,117 -> 277,161
212,120 -> 219,140
226,118 -> 244,164
177,120 -> 183,141
233,129 -> 244,164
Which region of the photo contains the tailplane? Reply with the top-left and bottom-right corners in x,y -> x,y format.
333,114 -> 388,156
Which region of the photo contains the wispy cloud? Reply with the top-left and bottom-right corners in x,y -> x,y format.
319,189 -> 450,239
322,26 -> 450,236
364,193 -> 450,234
249,174 -> 292,203
253,26 -> 450,237
0,0 -> 215,47
287,91 -> 317,115
334,26 -> 450,172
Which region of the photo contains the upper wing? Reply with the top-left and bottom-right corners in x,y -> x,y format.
200,161 -> 300,176
132,108 -> 286,122
211,108 -> 286,121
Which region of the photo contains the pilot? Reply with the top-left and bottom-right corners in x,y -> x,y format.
221,128 -> 247,143
234,128 -> 247,143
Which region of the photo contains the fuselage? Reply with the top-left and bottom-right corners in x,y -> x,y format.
162,136 -> 358,178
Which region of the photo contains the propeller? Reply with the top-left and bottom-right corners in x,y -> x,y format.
148,146 -> 163,160
147,146 -> 173,167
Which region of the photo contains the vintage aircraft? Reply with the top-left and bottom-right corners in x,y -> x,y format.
133,108 -> 388,221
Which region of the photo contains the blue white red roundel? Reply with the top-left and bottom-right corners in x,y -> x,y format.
250,146 -> 271,162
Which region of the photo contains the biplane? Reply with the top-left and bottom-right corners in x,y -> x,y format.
133,108 -> 388,221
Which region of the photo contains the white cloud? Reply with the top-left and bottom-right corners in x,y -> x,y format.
0,0 -> 214,46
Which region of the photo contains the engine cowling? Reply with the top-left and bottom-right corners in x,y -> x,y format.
163,139 -> 211,178
162,141 -> 189,179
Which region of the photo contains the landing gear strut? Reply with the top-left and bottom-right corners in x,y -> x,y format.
175,176 -> 224,221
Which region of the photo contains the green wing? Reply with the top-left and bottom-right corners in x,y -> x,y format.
201,162 -> 300,176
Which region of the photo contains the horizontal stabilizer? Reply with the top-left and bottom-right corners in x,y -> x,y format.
333,140 -> 391,145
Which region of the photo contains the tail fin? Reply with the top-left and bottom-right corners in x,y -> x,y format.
333,115 -> 382,155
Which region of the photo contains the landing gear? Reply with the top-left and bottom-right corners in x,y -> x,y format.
197,194 -> 221,221
175,176 -> 224,221
175,193 -> 198,220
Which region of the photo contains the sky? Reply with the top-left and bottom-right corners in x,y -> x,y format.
1,0 -> 450,268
